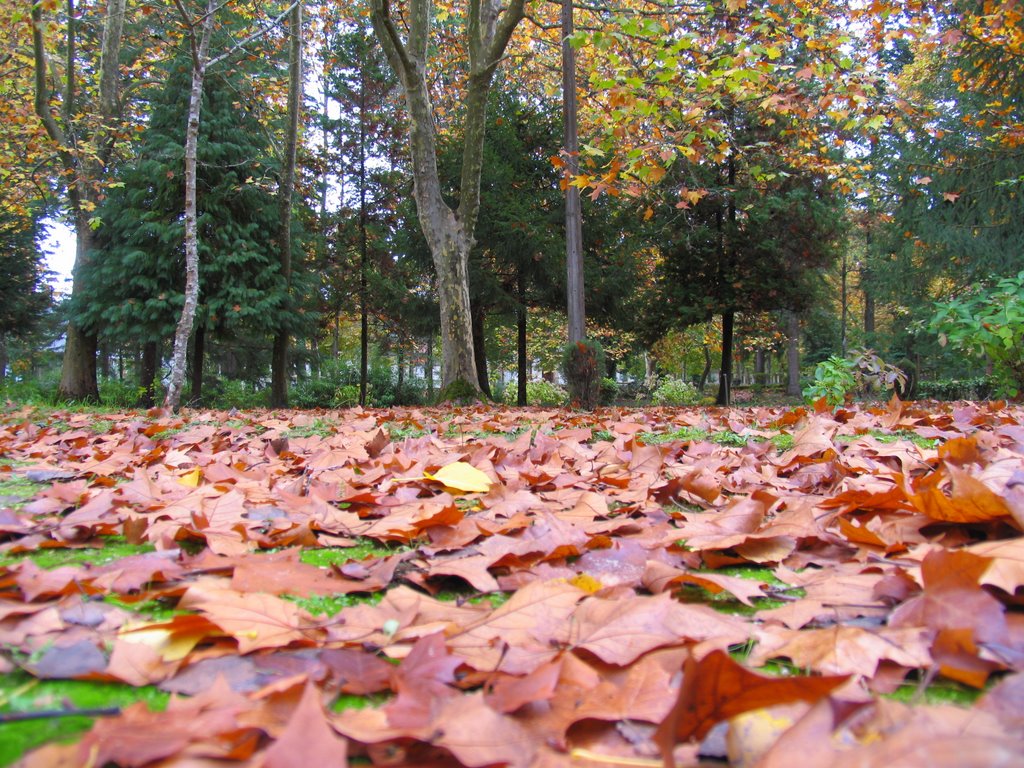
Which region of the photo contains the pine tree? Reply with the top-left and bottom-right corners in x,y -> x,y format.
80,48 -> 286,405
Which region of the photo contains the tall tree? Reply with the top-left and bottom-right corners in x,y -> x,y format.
562,0 -> 584,343
31,0 -> 129,401
368,0 -> 527,397
80,38 -> 286,406
270,1 -> 304,407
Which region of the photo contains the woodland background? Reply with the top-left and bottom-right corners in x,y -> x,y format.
1,0 -> 1022,407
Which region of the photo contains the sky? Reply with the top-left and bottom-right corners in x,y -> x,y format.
42,219 -> 76,294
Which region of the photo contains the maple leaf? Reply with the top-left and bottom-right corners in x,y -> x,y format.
655,649 -> 848,763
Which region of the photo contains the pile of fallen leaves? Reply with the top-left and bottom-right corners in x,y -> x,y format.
1,398 -> 1022,767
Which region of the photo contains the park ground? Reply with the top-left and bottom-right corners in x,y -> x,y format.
1,399 -> 1022,766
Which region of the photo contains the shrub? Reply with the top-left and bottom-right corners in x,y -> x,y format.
500,379 -> 568,406
929,272 -> 1024,398
561,339 -> 605,410
651,378 -> 702,406
600,377 -> 619,404
917,377 -> 997,401
803,349 -> 906,407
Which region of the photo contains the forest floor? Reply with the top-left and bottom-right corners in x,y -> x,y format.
0,399 -> 1022,767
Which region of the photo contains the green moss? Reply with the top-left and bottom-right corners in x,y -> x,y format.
639,426 -> 709,445
284,591 -> 384,617
0,540 -> 155,570
590,429 -> 615,443
0,474 -> 45,508
382,421 -> 431,439
331,691 -> 391,713
435,379 -> 485,405
283,418 -> 337,439
298,541 -> 414,568
102,595 -> 184,622
0,672 -> 169,766
884,676 -> 985,707
769,433 -> 796,451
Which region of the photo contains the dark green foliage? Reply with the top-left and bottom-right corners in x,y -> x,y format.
917,377 -> 997,401
562,339 -> 605,410
78,37 -> 289,396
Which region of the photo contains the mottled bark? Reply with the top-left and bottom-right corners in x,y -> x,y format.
368,0 -> 526,395
563,0 -> 585,343
32,0 -> 125,402
271,1 -> 303,408
165,0 -> 214,411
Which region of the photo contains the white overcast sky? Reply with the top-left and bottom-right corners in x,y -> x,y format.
42,219 -> 76,294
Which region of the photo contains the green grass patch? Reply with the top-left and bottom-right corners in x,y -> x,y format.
883,675 -> 984,707
284,591 -> 385,617
283,418 -> 337,439
639,427 -> 709,444
102,595 -> 184,622
382,421 -> 432,440
0,473 -> 46,508
0,539 -> 155,570
298,541 -> 415,568
331,690 -> 391,713
0,672 -> 169,766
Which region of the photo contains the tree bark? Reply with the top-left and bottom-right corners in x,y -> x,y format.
471,300 -> 491,397
31,0 -> 125,402
562,0 -> 585,343
140,341 -> 158,408
190,320 -> 205,405
786,311 -> 801,397
517,271 -> 527,406
368,0 -> 526,396
271,1 -> 303,408
716,310 -> 734,406
165,0 -> 215,411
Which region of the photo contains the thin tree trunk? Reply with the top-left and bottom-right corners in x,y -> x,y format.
517,272 -> 527,406
140,341 -> 158,408
358,65 -> 370,408
471,301 -> 491,397
165,0 -> 215,411
786,311 -> 801,397
717,310 -> 734,406
190,321 -> 205,405
271,1 -> 303,407
699,344 -> 712,393
562,0 -> 584,343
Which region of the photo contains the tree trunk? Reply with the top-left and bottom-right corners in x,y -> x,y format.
699,344 -> 712,392
786,311 -> 801,397
271,1 -> 303,408
32,0 -> 125,403
140,341 -> 158,408
717,310 -> 735,406
471,301 -> 491,397
368,0 -> 526,397
562,0 -> 585,343
517,273 -> 527,406
358,67 -> 370,408
189,321 -> 205,405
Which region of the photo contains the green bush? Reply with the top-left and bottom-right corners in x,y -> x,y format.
500,379 -> 568,406
561,339 -> 605,410
651,378 -> 702,406
600,377 -> 619,404
917,377 -> 996,401
803,349 -> 906,407
929,272 -> 1024,398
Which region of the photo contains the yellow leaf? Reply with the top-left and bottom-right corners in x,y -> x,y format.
178,468 -> 202,487
569,573 -> 604,594
424,462 -> 492,493
117,623 -> 205,662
